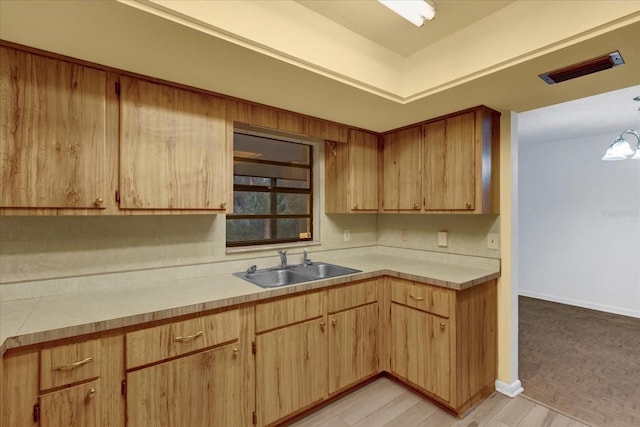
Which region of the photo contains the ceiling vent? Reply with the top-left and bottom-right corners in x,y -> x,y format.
539,51 -> 625,85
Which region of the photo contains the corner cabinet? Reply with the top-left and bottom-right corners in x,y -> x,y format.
119,76 -> 229,211
325,129 -> 380,213
0,46 -> 110,212
382,107 -> 500,214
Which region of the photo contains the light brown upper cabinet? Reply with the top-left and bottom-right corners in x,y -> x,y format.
381,126 -> 423,211
119,76 -> 229,211
0,47 -> 109,210
325,129 -> 379,213
382,107 -> 500,214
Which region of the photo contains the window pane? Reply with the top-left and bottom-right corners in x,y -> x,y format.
226,218 -> 311,243
234,133 -> 310,164
233,191 -> 271,215
277,178 -> 308,189
277,193 -> 310,215
276,218 -> 311,240
234,160 -> 309,186
234,176 -> 270,186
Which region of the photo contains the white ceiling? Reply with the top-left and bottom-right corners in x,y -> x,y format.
296,0 -> 515,57
518,85 -> 640,145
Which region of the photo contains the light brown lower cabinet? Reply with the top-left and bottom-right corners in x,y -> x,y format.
126,343 -> 244,427
389,278 -> 497,414
0,277 -> 496,427
390,304 -> 451,402
39,379 -> 101,427
255,317 -> 328,426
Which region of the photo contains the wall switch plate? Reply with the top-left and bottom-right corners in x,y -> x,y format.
401,229 -> 409,241
343,229 -> 351,242
487,233 -> 499,250
437,231 -> 448,247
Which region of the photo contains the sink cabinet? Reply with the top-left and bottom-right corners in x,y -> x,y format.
255,291 -> 328,426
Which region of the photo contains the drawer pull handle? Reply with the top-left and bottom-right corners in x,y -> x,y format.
409,295 -> 425,301
54,357 -> 93,371
88,388 -> 96,397
174,331 -> 204,342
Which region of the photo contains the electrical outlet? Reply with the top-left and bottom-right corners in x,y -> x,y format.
437,231 -> 448,247
343,229 -> 351,242
487,233 -> 499,250
401,229 -> 409,241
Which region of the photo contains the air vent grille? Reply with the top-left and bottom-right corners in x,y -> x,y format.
539,51 -> 624,85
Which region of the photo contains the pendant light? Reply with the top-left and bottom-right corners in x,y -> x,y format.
602,97 -> 640,161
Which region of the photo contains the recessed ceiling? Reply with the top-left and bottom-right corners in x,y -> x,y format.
519,85 -> 640,145
296,0 -> 515,57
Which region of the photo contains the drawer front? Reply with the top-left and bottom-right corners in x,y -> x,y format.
390,279 -> 452,318
126,308 -> 239,369
40,339 -> 101,390
255,291 -> 324,333
328,280 -> 378,313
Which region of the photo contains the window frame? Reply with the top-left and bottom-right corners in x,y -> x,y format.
226,128 -> 316,248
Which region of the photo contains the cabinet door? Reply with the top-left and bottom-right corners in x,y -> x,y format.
119,76 -> 228,210
349,130 -> 379,211
126,343 -> 244,427
423,112 -> 475,210
0,47 -> 108,209
382,127 -> 422,211
390,304 -> 451,402
256,318 -> 327,426
39,379 -> 101,427
328,303 -> 379,394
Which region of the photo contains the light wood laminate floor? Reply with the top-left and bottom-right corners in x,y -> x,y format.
291,377 -> 589,427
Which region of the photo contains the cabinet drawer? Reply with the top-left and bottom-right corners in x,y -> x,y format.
328,280 -> 378,313
390,279 -> 452,318
255,291 -> 324,333
40,339 -> 101,390
126,309 -> 239,369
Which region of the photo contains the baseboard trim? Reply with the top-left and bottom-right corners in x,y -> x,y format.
495,380 -> 524,398
518,290 -> 640,319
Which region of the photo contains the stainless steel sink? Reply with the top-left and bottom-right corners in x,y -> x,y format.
296,262 -> 361,279
233,268 -> 311,288
234,262 -> 361,288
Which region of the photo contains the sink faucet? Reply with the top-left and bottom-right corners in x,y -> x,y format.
278,250 -> 287,269
303,248 -> 312,266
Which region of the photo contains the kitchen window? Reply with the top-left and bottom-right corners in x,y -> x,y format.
226,130 -> 314,247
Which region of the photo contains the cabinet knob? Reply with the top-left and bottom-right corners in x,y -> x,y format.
320,321 -> 326,330
440,322 -> 446,331
331,318 -> 337,326
232,347 -> 239,356
413,203 -> 419,210
353,203 -> 358,210
465,202 -> 472,209
220,201 -> 227,209
95,198 -> 104,207
88,388 -> 96,397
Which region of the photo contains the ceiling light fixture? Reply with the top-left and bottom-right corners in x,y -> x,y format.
602,96 -> 640,161
378,0 -> 436,27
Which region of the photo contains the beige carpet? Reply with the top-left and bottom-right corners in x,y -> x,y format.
519,296 -> 640,427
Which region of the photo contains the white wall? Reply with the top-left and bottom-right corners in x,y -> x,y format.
518,132 -> 640,317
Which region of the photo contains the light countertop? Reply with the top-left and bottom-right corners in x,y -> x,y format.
1,251 -> 500,355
